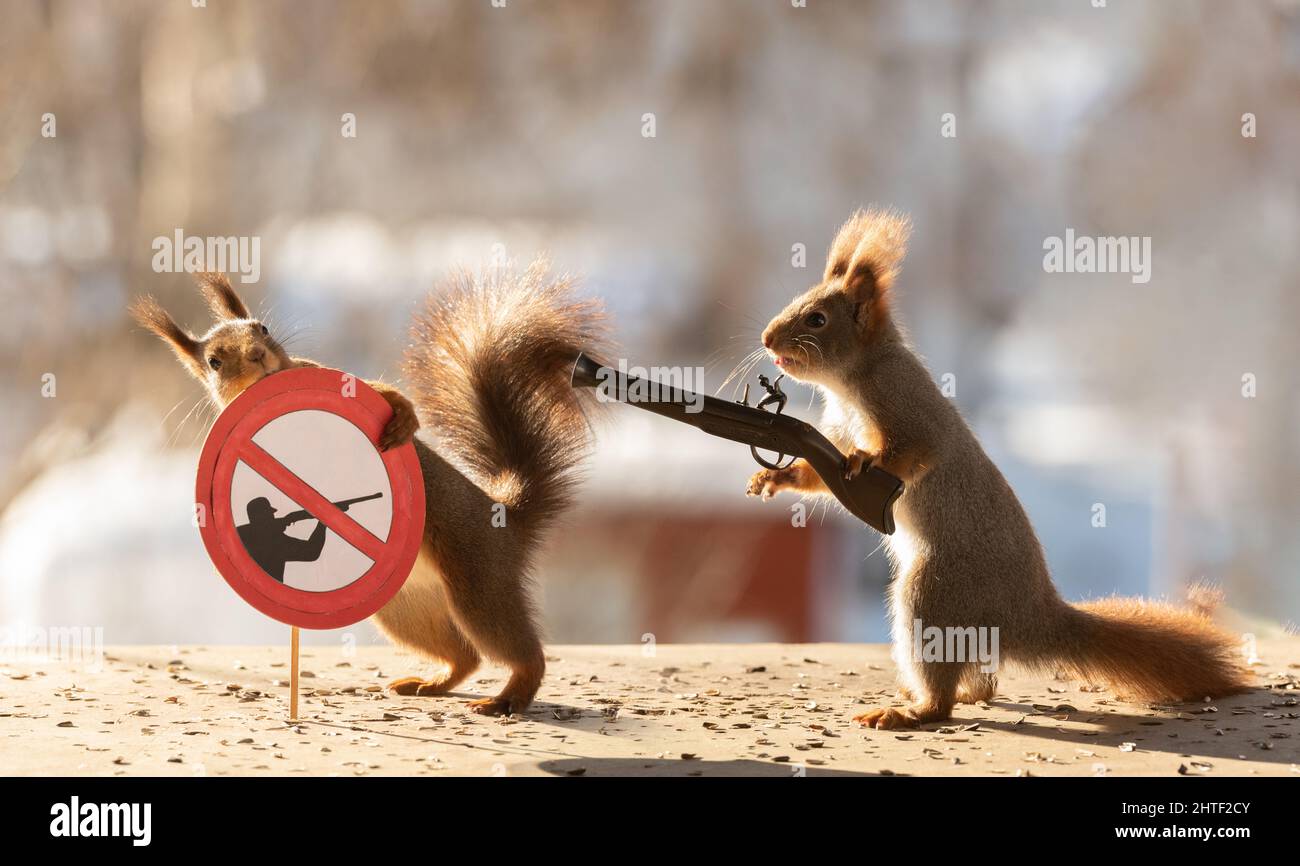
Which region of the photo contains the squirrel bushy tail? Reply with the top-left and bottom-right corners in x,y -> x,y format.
1046,594 -> 1248,701
404,260 -> 607,542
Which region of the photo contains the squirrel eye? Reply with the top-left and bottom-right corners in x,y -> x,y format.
208,357 -> 222,370
261,324 -> 269,335
805,311 -> 827,328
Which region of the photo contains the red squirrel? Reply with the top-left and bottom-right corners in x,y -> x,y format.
132,264 -> 605,715
747,209 -> 1248,729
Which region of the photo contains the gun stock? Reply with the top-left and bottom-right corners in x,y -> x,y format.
571,353 -> 902,534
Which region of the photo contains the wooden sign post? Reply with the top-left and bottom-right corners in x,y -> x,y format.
290,626 -> 300,722
195,367 -> 426,721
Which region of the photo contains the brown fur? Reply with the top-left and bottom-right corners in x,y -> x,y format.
130,273 -> 302,406
1061,597 -> 1245,700
132,265 -> 603,715
749,209 -> 1249,730
403,261 -> 607,543
387,262 -> 608,714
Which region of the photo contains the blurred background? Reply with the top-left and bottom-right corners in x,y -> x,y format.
1,0 -> 1297,648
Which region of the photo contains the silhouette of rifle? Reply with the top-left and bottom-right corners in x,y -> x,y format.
278,492 -> 384,527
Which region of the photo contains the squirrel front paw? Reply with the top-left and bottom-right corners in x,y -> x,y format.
843,448 -> 875,480
378,393 -> 420,451
746,467 -> 796,500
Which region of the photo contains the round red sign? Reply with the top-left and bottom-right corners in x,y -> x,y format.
195,367 -> 425,629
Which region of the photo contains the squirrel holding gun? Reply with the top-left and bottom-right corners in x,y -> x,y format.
746,208 -> 1248,729
132,264 -> 605,715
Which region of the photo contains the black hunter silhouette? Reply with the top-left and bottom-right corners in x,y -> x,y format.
756,373 -> 787,415
236,492 -> 383,582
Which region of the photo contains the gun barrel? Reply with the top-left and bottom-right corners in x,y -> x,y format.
572,353 -> 809,453
570,353 -> 903,534
278,492 -> 384,526
332,492 -> 384,509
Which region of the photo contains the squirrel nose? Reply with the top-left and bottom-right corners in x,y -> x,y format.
247,347 -> 265,363
762,330 -> 774,349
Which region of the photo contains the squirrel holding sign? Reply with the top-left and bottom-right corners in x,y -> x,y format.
132,264 -> 605,715
747,209 -> 1247,729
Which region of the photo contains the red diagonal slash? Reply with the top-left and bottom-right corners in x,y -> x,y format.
236,440 -> 387,562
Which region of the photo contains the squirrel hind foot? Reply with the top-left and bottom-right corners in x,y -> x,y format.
853,707 -> 918,730
388,675 -> 465,698
387,677 -> 425,697
467,696 -> 520,717
388,656 -> 478,697
854,701 -> 953,730
468,671 -> 542,716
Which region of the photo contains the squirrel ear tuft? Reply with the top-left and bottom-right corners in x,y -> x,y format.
196,272 -> 251,320
825,208 -> 911,330
829,208 -> 911,297
130,295 -> 204,374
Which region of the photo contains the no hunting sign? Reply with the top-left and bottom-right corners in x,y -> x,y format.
195,367 -> 425,631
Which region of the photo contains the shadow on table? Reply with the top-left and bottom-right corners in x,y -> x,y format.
968,687 -> 1299,769
536,756 -> 879,777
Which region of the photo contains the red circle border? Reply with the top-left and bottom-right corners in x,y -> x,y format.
195,367 -> 425,630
